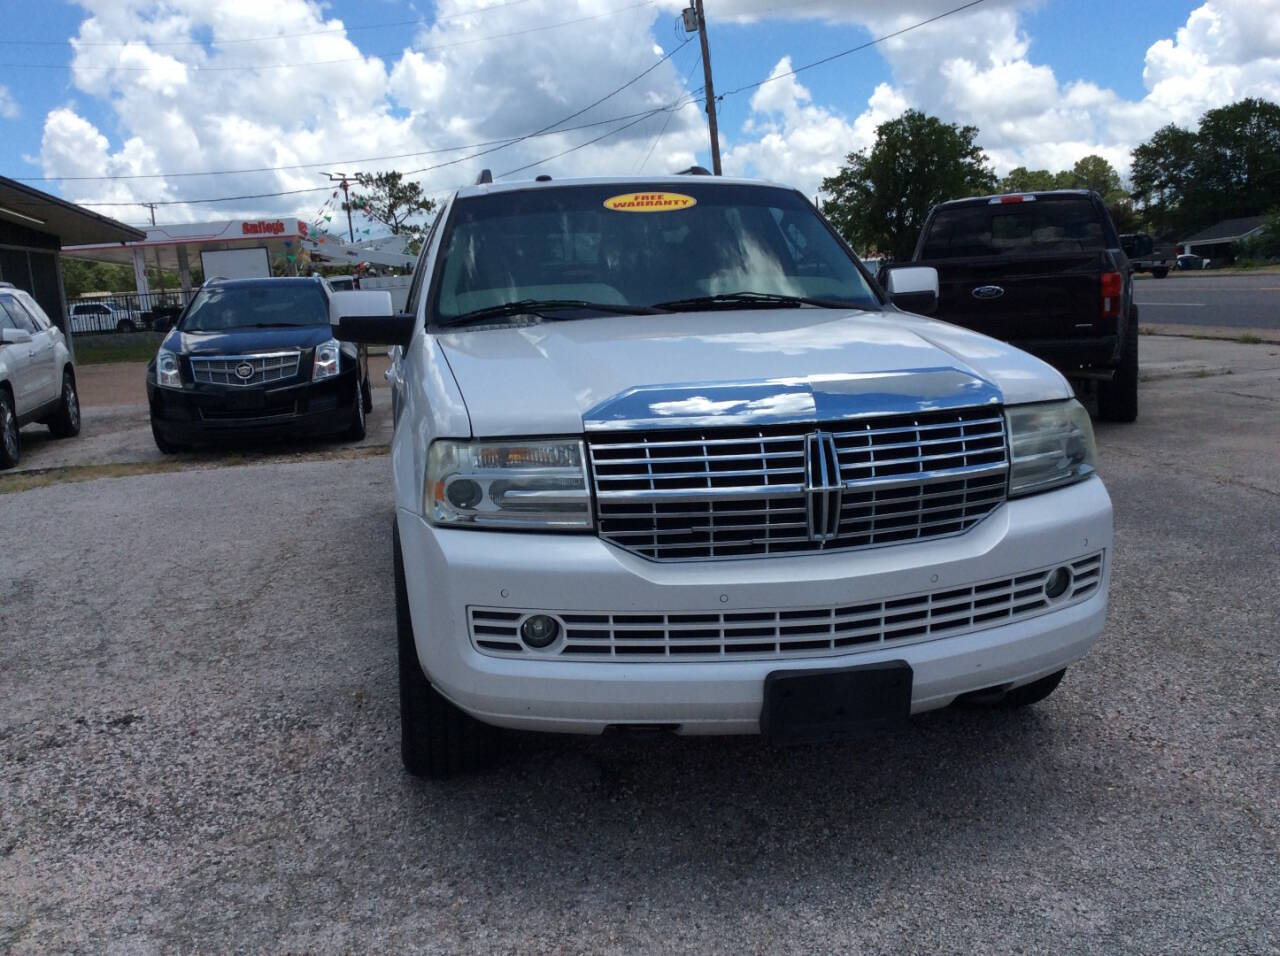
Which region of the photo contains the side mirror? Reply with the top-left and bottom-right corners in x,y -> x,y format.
885,266 -> 939,315
0,327 -> 33,346
329,290 -> 413,346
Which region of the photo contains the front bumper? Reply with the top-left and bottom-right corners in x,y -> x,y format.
398,476 -> 1113,735
148,369 -> 358,443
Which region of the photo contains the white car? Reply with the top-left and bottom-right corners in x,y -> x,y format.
0,282 -> 81,468
69,300 -> 141,334
331,175 -> 1112,777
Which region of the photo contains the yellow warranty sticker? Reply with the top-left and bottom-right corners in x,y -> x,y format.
603,191 -> 697,212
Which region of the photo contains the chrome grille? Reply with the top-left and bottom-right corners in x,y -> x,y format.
470,553 -> 1104,661
588,407 -> 1008,561
190,352 -> 300,387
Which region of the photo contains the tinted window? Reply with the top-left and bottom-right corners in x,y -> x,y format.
0,300 -> 15,330
432,183 -> 877,323
17,293 -> 52,330
921,197 -> 1105,259
0,296 -> 38,332
181,282 -> 329,332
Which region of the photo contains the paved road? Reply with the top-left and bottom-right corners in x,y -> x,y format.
1134,272 -> 1280,331
2,342 -> 1278,953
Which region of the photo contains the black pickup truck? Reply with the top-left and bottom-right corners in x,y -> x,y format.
909,189 -> 1137,422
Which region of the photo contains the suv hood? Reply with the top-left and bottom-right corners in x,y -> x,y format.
437,308 -> 1071,437
164,324 -> 334,355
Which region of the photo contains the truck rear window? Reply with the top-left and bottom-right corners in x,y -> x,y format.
920,197 -> 1106,259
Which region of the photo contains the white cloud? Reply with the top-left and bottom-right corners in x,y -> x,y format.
0,86 -> 19,120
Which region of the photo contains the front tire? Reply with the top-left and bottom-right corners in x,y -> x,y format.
1151,267 -> 1169,278
0,391 -> 19,469
344,381 -> 367,441
116,319 -> 136,333
48,370 -> 81,438
1098,309 -> 1139,423
395,526 -> 498,778
998,669 -> 1067,707
151,419 -> 187,454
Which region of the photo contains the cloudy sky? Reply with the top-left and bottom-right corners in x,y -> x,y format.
1,0 -> 1277,232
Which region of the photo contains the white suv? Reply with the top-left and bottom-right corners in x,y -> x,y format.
0,283 -> 81,469
330,175 -> 1112,777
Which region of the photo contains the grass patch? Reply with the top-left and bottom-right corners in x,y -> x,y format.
0,443 -> 389,494
1237,333 -> 1264,345
72,332 -> 164,365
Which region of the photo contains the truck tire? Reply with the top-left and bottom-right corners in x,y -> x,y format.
998,669 -> 1066,707
1152,267 -> 1169,278
395,525 -> 498,778
0,391 -> 19,469
1098,310 -> 1139,423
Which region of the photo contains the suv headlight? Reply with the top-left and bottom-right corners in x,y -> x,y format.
313,338 -> 341,381
156,348 -> 182,388
426,439 -> 592,530
1006,399 -> 1097,497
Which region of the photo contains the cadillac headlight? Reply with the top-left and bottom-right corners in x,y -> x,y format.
312,338 -> 341,381
426,439 -> 592,530
156,348 -> 182,388
1006,399 -> 1097,497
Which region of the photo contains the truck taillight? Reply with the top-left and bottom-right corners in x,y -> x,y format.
1101,271 -> 1123,319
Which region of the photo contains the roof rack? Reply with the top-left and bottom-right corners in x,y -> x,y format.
676,165 -> 712,176
475,169 -> 493,185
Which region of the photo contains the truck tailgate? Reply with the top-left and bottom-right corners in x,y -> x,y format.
925,252 -> 1105,343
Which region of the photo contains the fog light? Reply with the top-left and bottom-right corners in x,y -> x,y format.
445,478 -> 482,510
520,614 -> 560,648
1044,566 -> 1072,600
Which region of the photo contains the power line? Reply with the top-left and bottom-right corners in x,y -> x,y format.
0,1 -> 656,73
714,0 -> 988,101
0,0 -> 539,47
637,48 -> 704,173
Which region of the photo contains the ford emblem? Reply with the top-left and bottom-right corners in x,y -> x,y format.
972,285 -> 1005,300
235,362 -> 255,380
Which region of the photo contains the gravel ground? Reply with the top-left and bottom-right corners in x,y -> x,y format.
1,349 -> 1277,953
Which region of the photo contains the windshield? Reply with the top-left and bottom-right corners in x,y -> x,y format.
180,282 -> 329,332
920,196 -> 1107,259
430,183 -> 878,325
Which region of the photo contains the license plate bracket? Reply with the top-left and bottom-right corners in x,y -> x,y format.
224,390 -> 266,411
762,660 -> 913,745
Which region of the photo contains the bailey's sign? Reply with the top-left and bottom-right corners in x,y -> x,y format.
241,220 -> 286,235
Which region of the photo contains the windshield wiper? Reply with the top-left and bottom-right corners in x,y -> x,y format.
443,299 -> 663,328
242,322 -> 310,328
650,291 -> 853,311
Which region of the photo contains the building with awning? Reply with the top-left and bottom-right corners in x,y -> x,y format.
0,176 -> 144,335
64,217 -> 313,299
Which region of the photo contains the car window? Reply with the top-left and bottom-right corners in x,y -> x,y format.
0,300 -> 15,331
17,293 -> 53,330
431,183 -> 877,322
180,282 -> 330,332
921,197 -> 1106,258
0,296 -> 39,332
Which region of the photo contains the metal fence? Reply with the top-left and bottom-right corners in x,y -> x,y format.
68,289 -> 196,336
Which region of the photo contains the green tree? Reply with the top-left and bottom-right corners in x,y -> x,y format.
821,110 -> 996,260
1064,154 -> 1125,201
1131,124 -> 1198,236
997,167 -> 1058,193
60,258 -> 136,298
347,171 -> 438,238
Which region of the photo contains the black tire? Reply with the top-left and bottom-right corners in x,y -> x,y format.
1098,309 -> 1138,423
48,370 -> 81,438
997,669 -> 1067,708
1151,267 -> 1169,278
345,383 -> 367,441
0,391 -> 19,469
361,375 -> 373,414
116,319 -> 136,333
395,526 -> 498,778
151,419 -> 187,454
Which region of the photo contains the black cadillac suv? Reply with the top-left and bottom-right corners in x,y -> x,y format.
147,277 -> 370,452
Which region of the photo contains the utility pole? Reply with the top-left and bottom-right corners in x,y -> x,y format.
322,172 -> 357,241
684,0 -> 722,175
141,202 -> 157,226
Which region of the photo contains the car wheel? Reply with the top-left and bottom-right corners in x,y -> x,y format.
0,391 -> 19,469
151,419 -> 187,454
395,525 -> 498,778
345,384 -> 367,441
48,370 -> 82,438
116,319 -> 136,333
362,375 -> 373,414
1097,309 -> 1138,423
1152,267 -> 1168,278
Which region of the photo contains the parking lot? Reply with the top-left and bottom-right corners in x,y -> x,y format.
1,334 -> 1277,953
